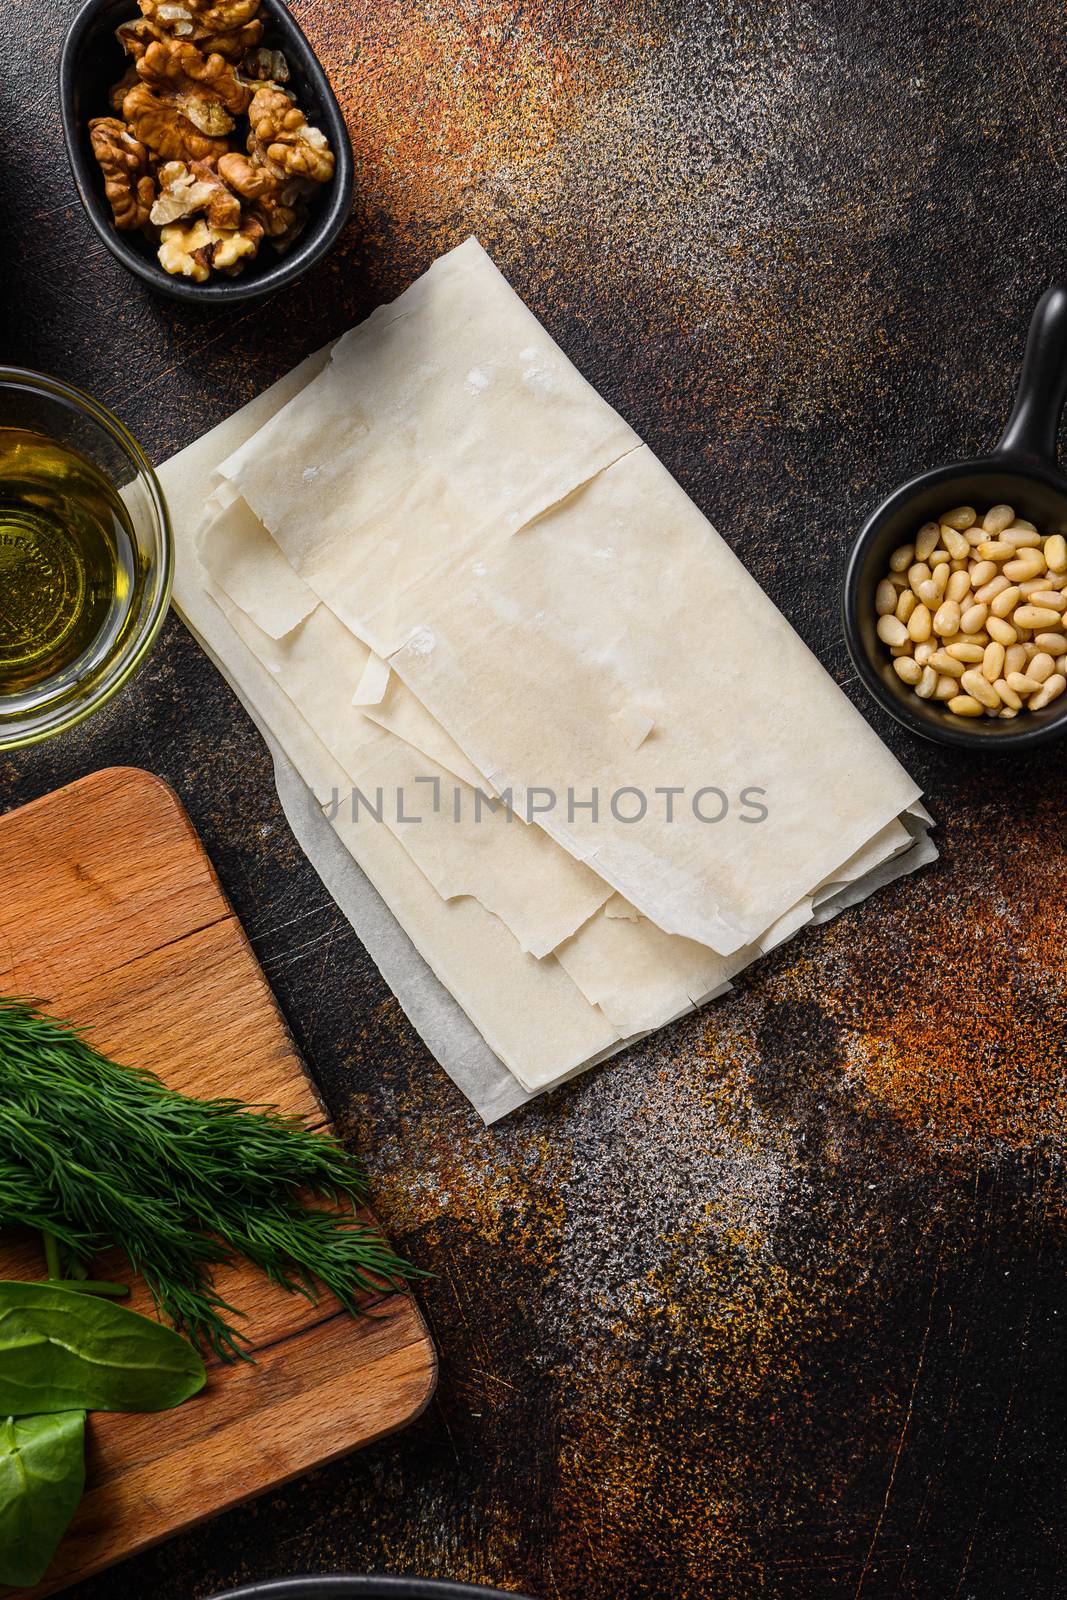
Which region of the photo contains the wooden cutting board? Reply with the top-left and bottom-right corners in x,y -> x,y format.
0,767 -> 437,1597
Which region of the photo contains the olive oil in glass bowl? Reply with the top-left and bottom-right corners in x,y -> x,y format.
0,371 -> 171,749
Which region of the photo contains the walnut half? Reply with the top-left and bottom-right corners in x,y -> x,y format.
122,81 -> 230,163
248,85 -> 335,185
217,150 -> 305,247
136,38 -> 252,136
150,158 -> 242,229
158,212 -> 264,280
89,117 -> 156,231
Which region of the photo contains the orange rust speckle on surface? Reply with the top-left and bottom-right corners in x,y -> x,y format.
764,793 -> 1067,1156
299,0 -> 659,230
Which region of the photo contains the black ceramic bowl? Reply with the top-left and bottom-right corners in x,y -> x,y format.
843,283 -> 1067,752
208,1579 -> 538,1600
59,0 -> 354,304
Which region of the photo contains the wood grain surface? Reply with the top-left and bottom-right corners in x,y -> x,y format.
0,768 -> 436,1598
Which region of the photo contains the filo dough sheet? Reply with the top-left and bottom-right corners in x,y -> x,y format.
197,489 -> 923,1069
156,240 -> 935,1112
217,239 -> 922,956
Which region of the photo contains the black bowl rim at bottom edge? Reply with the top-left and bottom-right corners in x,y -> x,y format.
58,0 -> 355,305
205,1578 -> 540,1600
842,452 -> 1067,753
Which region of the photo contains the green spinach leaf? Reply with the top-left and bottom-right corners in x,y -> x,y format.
0,1410 -> 85,1587
0,1282 -> 205,1415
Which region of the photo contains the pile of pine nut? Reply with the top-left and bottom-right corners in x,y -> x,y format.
875,505 -> 1067,720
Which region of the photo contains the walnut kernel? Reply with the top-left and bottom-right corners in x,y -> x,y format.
150,159 -> 242,229
89,117 -> 156,231
158,213 -> 262,280
122,81 -> 230,163
248,85 -> 335,185
136,38 -> 252,134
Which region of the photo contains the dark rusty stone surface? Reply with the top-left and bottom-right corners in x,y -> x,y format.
2,2 -> 1067,1596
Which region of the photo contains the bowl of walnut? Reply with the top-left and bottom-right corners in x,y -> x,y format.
60,0 -> 354,302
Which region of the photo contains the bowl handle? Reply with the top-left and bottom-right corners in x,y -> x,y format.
995,281 -> 1067,466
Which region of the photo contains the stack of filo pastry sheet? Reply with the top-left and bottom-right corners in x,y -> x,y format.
158,238 -> 935,1114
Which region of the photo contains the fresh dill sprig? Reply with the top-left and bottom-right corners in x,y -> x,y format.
0,999 -> 423,1360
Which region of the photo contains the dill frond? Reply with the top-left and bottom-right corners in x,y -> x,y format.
0,1000 -> 423,1360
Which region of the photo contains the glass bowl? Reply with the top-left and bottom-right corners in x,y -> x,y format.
0,368 -> 171,749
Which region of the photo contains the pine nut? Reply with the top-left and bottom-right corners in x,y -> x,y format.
914,641 -> 935,666
946,569 -> 972,603
889,544 -> 914,572
1027,590 -> 1067,612
1002,528 -> 1042,548
998,707 -> 1019,719
1018,575 -> 1052,597
1057,655 -> 1067,675
908,603 -> 933,642
1028,673 -> 1066,710
933,599 -> 961,637
1045,534 -> 1067,572
982,641 -> 1005,682
917,578 -> 943,606
960,669 -> 1001,707
976,541 -> 1013,562
1005,644 -> 1028,675
908,562 -> 932,594
934,674 -> 957,701
915,522 -> 940,560
994,679 -> 1022,710
893,656 -> 922,685
960,603 -> 989,633
975,575 -> 1011,604
983,504 -> 1015,534
946,641 -> 986,662
914,665 -> 938,699
986,616 -> 1017,647
1004,552 -> 1046,581
877,615 -> 909,647
966,527 -> 987,546
948,694 -> 984,716
896,589 -> 917,622
1014,605 -> 1061,629
941,525 -> 971,559
969,560 -> 997,588
989,585 -> 1021,617
942,506 -> 977,530
929,649 -> 965,677
929,549 -> 951,568
1035,632 -> 1067,652
1007,672 -> 1042,694
1028,652 -> 1056,684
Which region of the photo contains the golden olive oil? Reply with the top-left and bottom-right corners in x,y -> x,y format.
0,428 -> 141,707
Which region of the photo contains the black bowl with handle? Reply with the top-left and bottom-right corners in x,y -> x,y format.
207,1578 -> 539,1600
843,282 -> 1067,751
59,0 -> 354,304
